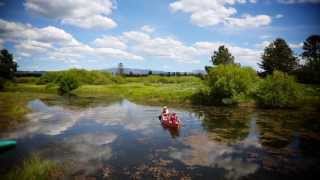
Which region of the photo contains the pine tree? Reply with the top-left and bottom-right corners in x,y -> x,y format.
211,46 -> 235,65
259,38 -> 297,75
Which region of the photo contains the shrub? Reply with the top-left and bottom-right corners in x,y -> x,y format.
255,71 -> 302,108
38,69 -> 113,85
207,65 -> 258,104
58,75 -> 80,94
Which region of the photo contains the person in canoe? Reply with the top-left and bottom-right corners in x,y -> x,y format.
160,106 -> 181,128
162,106 -> 169,115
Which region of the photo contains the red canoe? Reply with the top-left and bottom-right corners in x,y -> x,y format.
160,113 -> 181,128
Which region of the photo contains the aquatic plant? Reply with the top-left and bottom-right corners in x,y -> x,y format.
3,155 -> 64,180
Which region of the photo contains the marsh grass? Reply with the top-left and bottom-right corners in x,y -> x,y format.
0,92 -> 56,129
3,155 -> 64,180
74,82 -> 204,104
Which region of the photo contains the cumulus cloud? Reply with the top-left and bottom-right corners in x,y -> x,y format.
122,30 -> 199,63
169,0 -> 272,28
93,36 -> 127,49
289,42 -> 303,49
24,0 -> 117,29
1,19 -> 262,68
256,40 -> 303,49
194,41 -> 262,67
141,25 -> 155,33
0,19 -> 142,64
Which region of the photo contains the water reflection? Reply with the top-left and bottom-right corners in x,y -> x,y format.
169,116 -> 261,179
39,132 -> 117,175
0,97 -> 319,179
196,107 -> 253,142
6,99 -> 164,138
161,125 -> 180,138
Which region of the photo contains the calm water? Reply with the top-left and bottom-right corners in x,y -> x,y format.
0,96 -> 319,179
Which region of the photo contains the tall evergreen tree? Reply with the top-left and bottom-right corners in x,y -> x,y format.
211,46 -> 235,65
300,35 -> 320,83
0,49 -> 17,80
259,38 -> 298,75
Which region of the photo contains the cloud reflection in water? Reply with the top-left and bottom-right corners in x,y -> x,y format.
169,117 -> 261,179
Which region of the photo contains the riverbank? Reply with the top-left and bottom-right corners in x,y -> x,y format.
4,80 -> 205,105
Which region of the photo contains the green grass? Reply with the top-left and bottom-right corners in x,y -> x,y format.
0,92 -> 57,129
75,82 -> 205,105
6,76 -> 205,105
3,155 -> 64,180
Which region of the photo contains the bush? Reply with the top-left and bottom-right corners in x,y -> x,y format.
207,65 -> 258,104
58,75 -> 80,94
38,69 -> 113,85
255,71 -> 302,108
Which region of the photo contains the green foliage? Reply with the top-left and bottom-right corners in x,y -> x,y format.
38,69 -> 113,85
58,75 -> 80,94
4,155 -> 64,180
255,71 -> 302,108
259,38 -> 298,75
207,65 -> 258,104
211,45 -> 235,65
0,49 -> 17,80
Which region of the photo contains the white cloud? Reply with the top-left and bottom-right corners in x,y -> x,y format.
0,19 -> 79,45
0,19 -> 142,64
169,0 -> 272,28
1,20 -> 263,69
24,0 -> 117,29
93,36 -> 127,49
141,25 -> 155,33
123,30 -> 199,63
256,40 -> 303,49
289,42 -> 303,49
194,41 -> 262,67
278,0 -> 320,3
226,14 -> 271,28
121,29 -> 261,66
15,40 -> 53,55
255,40 -> 271,49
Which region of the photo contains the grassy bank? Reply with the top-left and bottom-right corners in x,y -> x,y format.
4,81 -> 205,105
0,92 -> 56,129
3,155 -> 64,180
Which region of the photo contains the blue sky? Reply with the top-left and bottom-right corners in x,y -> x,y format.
0,0 -> 319,72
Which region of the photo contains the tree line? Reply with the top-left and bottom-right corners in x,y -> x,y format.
206,35 -> 320,84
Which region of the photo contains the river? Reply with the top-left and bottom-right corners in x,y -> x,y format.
0,96 -> 319,179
